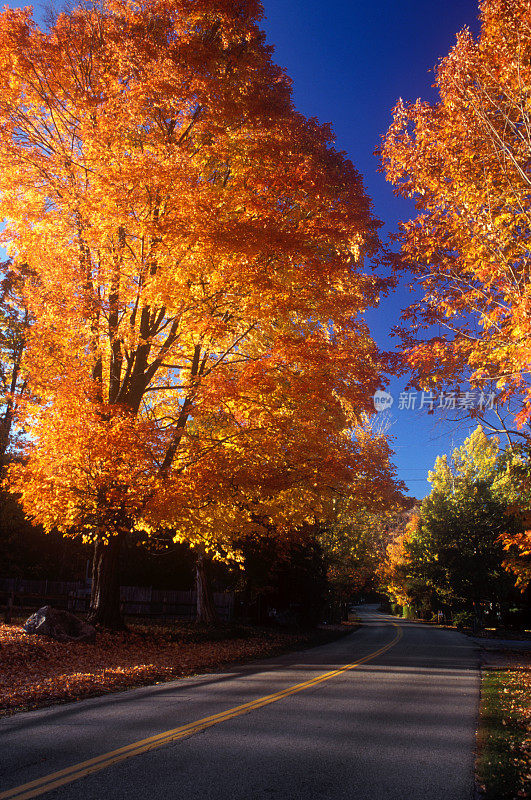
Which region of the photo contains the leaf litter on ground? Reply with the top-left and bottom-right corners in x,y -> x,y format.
0,621 -> 354,716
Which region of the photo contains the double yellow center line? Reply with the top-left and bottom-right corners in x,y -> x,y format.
1,622 -> 402,800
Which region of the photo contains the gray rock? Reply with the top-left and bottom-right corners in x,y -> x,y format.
23,606 -> 96,643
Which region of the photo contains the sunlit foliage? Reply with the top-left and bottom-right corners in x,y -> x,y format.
382,0 -> 531,426
0,0 -> 398,624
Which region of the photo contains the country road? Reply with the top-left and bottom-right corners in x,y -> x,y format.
0,607 -> 480,800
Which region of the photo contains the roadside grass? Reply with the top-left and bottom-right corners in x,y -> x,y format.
0,619 -> 356,717
476,666 -> 531,799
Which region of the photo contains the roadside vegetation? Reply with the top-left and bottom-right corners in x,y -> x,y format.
476,666 -> 531,800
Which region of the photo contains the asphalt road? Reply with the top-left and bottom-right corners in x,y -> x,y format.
0,607 -> 480,800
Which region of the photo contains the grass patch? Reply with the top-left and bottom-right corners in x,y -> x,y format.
476,667 -> 530,799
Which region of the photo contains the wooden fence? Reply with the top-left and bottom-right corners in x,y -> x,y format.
0,577 -> 234,621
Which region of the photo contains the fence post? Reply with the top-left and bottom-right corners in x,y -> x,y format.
4,591 -> 13,623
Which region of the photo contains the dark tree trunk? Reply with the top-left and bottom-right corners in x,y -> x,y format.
88,533 -> 125,629
0,407 -> 13,466
195,551 -> 218,626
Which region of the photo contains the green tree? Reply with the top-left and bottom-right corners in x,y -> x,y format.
411,483 -> 513,617
400,428 -> 516,619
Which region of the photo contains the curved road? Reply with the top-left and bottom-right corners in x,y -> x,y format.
0,607 -> 479,800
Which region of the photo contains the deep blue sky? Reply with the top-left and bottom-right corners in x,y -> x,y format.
6,0 -> 484,498
260,0 -> 482,498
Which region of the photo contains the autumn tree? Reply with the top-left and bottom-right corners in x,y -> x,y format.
378,509 -> 422,613
381,0 -> 531,426
0,0 -> 397,627
499,518 -> 531,591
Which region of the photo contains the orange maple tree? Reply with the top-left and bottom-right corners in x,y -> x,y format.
381,0 -> 531,426
0,0 -> 397,626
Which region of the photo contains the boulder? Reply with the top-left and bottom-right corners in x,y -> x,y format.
23,606 -> 96,643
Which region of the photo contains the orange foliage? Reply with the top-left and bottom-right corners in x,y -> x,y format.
381,0 -> 531,426
0,622 -> 347,715
0,0 -> 398,597
500,525 -> 531,590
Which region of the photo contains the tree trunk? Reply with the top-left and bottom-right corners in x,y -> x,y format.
0,408 -> 13,466
195,551 -> 218,626
88,533 -> 125,629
